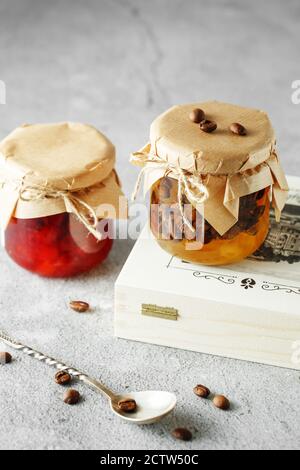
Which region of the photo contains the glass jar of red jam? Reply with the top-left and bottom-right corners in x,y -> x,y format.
5,214 -> 113,278
0,122 -> 124,277
131,101 -> 288,266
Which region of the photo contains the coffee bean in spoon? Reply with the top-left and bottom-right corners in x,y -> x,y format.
118,398 -> 137,413
189,108 -> 205,123
200,120 -> 218,133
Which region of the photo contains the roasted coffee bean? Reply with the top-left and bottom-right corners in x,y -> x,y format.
118,399 -> 137,413
204,223 -> 221,244
255,205 -> 266,218
204,232 -> 213,244
189,108 -> 205,123
64,389 -> 80,405
224,224 -> 242,240
213,395 -> 230,410
0,352 -> 12,364
69,300 -> 90,313
172,428 -> 193,441
55,370 -> 72,385
230,123 -> 247,136
241,206 -> 265,231
158,177 -> 173,200
247,225 -> 259,236
200,120 -> 217,133
256,189 -> 266,201
193,384 -> 210,398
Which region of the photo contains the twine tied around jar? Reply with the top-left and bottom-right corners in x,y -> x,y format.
20,183 -> 103,240
0,178 -> 104,240
131,151 -> 209,232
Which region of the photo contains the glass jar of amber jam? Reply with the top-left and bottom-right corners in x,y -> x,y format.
131,101 -> 288,266
0,122 -> 124,277
150,177 -> 270,265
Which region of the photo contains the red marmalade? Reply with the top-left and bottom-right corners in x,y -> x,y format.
5,214 -> 113,278
0,122 -> 124,277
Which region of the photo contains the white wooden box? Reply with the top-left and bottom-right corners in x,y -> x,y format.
115,176 -> 300,370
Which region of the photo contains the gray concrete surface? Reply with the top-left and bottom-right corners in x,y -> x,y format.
0,0 -> 300,451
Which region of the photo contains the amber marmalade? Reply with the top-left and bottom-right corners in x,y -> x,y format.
151,177 -> 270,266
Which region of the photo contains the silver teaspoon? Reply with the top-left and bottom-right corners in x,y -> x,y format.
0,330 -> 176,425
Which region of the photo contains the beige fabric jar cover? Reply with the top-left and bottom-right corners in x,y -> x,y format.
131,101 -> 289,236
0,122 -> 126,239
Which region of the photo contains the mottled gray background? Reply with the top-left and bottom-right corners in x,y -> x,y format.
0,0 -> 299,451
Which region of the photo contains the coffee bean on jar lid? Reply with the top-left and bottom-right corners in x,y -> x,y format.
213,395 -> 230,410
118,398 -> 137,413
0,352 -> 12,364
200,120 -> 218,133
69,300 -> 90,313
55,370 -> 72,385
189,108 -> 205,123
230,123 -> 247,136
193,384 -> 210,398
172,428 -> 193,441
64,389 -> 81,405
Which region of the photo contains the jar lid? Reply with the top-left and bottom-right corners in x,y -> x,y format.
0,122 -> 115,190
150,101 -> 276,174
131,102 -> 289,236
0,123 -> 125,238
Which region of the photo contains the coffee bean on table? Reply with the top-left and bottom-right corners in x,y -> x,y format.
69,300 -> 90,313
189,108 -> 205,123
118,399 -> 137,413
55,370 -> 72,385
64,389 -> 80,405
230,123 -> 247,136
193,384 -> 210,398
172,428 -> 193,441
213,395 -> 230,410
0,352 -> 12,364
200,120 -> 218,133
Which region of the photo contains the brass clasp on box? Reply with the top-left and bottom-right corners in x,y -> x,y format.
141,304 -> 178,321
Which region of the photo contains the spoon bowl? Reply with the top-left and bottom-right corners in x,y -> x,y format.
111,391 -> 177,425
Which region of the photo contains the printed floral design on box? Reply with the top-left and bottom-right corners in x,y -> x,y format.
262,282 -> 300,295
193,271 -> 236,285
241,278 -> 256,289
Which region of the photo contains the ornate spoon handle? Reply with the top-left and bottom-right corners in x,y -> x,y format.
0,330 -> 116,400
